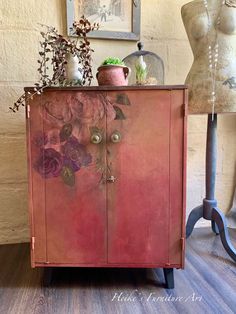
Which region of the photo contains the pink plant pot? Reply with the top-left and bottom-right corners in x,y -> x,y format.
96,65 -> 130,86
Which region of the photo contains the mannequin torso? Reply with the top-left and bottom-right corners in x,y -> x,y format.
182,0 -> 236,113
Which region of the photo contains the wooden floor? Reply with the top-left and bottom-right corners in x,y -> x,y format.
0,228 -> 236,314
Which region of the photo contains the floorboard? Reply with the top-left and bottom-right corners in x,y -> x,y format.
0,228 -> 235,314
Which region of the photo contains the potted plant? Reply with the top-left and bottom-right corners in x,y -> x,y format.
96,57 -> 130,86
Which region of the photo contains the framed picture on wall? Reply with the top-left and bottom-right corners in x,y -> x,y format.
66,0 -> 141,41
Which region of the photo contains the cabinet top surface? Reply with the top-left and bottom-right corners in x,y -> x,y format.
24,85 -> 188,92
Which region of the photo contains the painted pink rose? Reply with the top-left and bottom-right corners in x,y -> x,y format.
44,96 -> 73,127
70,93 -> 116,125
70,94 -> 105,125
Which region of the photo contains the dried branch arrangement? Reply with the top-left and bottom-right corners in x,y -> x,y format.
10,16 -> 99,112
72,18 -> 99,85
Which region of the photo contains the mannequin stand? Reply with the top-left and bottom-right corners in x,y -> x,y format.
186,114 -> 236,262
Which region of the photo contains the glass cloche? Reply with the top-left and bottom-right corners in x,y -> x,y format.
123,42 -> 164,86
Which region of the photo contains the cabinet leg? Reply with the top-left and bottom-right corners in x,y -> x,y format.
163,268 -> 174,289
42,267 -> 53,287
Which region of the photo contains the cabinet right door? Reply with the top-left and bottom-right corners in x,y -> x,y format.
107,89 -> 186,267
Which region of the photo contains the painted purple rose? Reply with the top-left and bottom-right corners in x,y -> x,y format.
34,148 -> 63,178
63,157 -> 80,173
62,136 -> 92,168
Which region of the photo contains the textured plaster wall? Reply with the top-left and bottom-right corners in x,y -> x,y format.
0,0 -> 235,244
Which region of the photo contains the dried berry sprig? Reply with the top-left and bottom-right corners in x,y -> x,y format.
11,18 -> 99,112
10,62 -> 67,112
10,61 -> 72,112
37,24 -> 81,86
10,85 -> 50,112
73,17 -> 99,85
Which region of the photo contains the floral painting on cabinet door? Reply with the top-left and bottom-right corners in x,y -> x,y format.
32,92 -> 131,186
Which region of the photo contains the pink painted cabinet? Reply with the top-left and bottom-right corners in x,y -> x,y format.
25,86 -> 187,277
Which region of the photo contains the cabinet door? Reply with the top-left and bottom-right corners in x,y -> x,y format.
106,90 -> 185,266
29,91 -> 108,265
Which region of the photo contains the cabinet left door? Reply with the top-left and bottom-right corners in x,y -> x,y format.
27,91 -> 107,266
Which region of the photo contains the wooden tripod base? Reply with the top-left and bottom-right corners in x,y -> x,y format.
186,114 -> 236,263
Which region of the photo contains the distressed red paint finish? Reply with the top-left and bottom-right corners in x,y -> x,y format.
25,86 -> 187,269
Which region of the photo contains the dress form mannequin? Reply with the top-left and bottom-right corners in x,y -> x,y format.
182,0 -> 236,114
182,0 -> 236,262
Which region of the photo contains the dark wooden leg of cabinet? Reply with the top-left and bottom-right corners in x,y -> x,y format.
163,268 -> 174,289
42,268 -> 53,287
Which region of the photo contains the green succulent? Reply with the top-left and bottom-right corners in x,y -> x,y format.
102,57 -> 125,66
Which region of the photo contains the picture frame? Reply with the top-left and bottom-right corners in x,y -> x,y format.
66,0 -> 141,41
